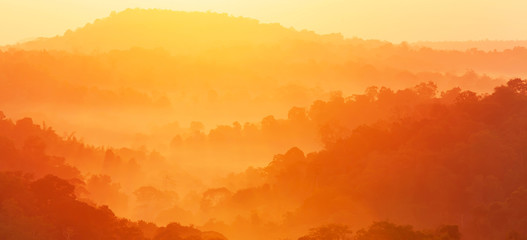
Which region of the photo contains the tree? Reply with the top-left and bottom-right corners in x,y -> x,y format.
298,224 -> 352,240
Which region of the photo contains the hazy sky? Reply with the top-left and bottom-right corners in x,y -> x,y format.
0,0 -> 526,45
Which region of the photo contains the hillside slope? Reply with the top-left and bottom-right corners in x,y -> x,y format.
12,8 -> 346,54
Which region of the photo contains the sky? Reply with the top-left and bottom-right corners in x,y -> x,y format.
0,0 -> 526,45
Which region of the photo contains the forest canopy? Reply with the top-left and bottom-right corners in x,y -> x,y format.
2,8 -> 527,240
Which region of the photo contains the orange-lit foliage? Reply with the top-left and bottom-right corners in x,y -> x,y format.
198,79 -> 527,240
0,111 -> 203,221
298,222 -> 460,240
0,47 -> 505,149
0,172 -> 226,240
1,9 -> 519,150
3,8 -> 527,240
0,115 -> 80,180
4,80 -> 527,239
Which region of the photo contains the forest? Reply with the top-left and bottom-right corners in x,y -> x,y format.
1,8 -> 527,240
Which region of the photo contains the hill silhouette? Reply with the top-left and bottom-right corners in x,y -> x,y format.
13,8 -> 346,54
2,9 -> 523,187
8,9 -> 527,78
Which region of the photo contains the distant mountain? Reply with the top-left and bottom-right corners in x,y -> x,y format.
10,8 -> 349,54
7,9 -> 527,79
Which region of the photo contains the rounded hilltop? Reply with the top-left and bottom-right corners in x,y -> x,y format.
12,8 -> 346,54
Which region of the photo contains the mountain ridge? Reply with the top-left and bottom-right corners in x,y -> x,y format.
8,8 -> 353,54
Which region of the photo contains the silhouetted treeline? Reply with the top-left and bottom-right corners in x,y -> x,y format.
0,43 -> 503,149
1,9 -> 516,149
0,111 -> 204,222
0,172 -> 226,240
169,82 -> 457,178
5,79 -> 527,240
298,222 -> 460,240
0,114 -> 81,180
199,79 -> 527,240
412,40 -> 527,51
1,41 -> 504,193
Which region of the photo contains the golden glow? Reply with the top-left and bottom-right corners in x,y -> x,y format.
1,0 -> 527,45
1,3 -> 527,240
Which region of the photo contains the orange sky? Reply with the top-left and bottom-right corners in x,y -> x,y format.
1,0 -> 526,45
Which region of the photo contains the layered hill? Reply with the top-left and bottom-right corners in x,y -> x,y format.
11,8 -> 348,54
6,8 -> 527,78
2,8 -> 523,173
199,79 -> 527,240
2,8 -> 527,240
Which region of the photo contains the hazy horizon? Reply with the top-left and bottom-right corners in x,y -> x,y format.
1,0 -> 527,46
